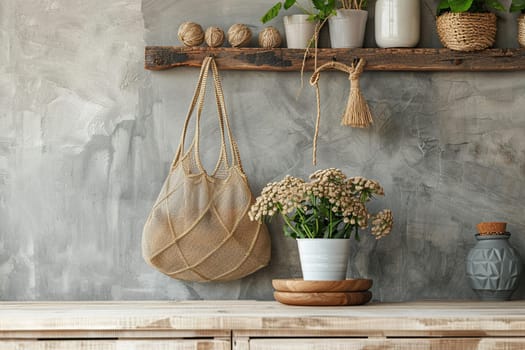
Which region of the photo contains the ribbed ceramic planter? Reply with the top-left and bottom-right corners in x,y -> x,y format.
283,15 -> 317,49
328,9 -> 368,48
297,238 -> 351,280
466,233 -> 522,301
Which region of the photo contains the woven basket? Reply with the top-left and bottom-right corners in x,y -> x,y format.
436,12 -> 497,51
519,14 -> 525,48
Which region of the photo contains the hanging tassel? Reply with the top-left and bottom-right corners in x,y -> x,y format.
341,59 -> 373,128
309,59 -> 373,165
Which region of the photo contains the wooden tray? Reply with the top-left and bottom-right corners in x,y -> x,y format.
274,291 -> 372,306
272,279 -> 372,293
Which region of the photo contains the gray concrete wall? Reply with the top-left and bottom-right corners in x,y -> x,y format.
1,0 -> 524,301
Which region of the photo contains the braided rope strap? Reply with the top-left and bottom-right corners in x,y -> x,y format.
309,59 -> 373,165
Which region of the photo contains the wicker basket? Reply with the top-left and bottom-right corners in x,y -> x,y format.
436,12 -> 497,51
519,14 -> 525,48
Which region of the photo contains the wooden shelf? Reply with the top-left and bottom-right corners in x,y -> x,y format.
145,46 -> 525,72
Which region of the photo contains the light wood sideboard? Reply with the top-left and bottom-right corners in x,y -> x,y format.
1,301 -> 525,349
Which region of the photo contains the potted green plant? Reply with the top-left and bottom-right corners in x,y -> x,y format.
249,168 -> 393,281
329,0 -> 368,48
510,0 -> 525,47
261,0 -> 337,48
436,0 -> 506,51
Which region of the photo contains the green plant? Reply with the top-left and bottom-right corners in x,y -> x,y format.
340,0 -> 368,9
510,0 -> 525,12
261,0 -> 337,23
437,0 -> 505,14
248,168 -> 393,240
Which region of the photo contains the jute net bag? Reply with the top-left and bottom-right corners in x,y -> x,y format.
142,56 -> 271,282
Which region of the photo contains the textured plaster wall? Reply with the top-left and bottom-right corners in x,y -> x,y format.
0,0 -> 524,301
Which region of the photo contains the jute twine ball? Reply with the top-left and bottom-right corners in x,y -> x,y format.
178,22 -> 204,47
205,26 -> 225,48
227,23 -> 252,47
258,26 -> 282,48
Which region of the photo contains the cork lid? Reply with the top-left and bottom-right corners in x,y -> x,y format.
476,222 -> 507,235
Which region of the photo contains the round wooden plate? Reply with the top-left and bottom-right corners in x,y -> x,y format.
272,279 -> 373,293
274,291 -> 372,306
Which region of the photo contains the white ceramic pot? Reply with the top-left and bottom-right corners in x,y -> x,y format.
283,14 -> 317,49
328,9 -> 368,48
375,0 -> 420,48
297,238 -> 351,280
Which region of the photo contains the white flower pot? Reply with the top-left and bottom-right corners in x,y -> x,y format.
375,0 -> 420,48
283,14 -> 317,49
328,9 -> 368,48
297,238 -> 351,280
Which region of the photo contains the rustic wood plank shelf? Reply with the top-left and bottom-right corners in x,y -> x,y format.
145,46 -> 525,72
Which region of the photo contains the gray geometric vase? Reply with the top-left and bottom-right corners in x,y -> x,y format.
466,233 -> 522,301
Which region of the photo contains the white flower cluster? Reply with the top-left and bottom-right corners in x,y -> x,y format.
371,209 -> 394,239
249,175 -> 306,221
249,168 -> 393,240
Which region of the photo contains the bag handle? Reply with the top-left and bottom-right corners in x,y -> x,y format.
172,56 -> 243,174
171,56 -> 214,168
208,58 -> 243,171
193,57 -> 230,175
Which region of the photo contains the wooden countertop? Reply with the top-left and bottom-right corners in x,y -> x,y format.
0,301 -> 524,336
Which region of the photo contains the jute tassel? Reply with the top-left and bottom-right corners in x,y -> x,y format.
309,59 -> 372,165
343,59 -> 373,128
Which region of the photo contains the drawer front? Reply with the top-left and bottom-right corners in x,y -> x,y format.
0,339 -> 230,350
248,338 -> 525,350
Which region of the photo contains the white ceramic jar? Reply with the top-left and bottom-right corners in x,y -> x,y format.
375,0 -> 420,48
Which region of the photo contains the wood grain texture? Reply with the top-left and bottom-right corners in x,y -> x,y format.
273,291 -> 372,306
144,47 -> 525,72
1,301 -> 525,337
272,279 -> 372,293
249,338 -> 525,350
0,340 -> 230,350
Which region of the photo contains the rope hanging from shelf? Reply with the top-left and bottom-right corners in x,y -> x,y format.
309,58 -> 373,165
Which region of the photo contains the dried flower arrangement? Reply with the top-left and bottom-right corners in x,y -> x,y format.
249,168 -> 393,240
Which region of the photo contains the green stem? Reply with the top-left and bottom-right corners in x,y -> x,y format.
311,195 -> 319,237
294,2 -> 312,15
343,223 -> 351,239
295,206 -> 314,238
329,201 -> 333,238
281,214 -> 303,238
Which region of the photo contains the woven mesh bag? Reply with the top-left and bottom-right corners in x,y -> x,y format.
142,57 -> 271,282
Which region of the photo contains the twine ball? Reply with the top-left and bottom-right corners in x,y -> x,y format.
258,26 -> 282,48
178,22 -> 204,47
227,24 -> 252,47
205,26 -> 225,48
